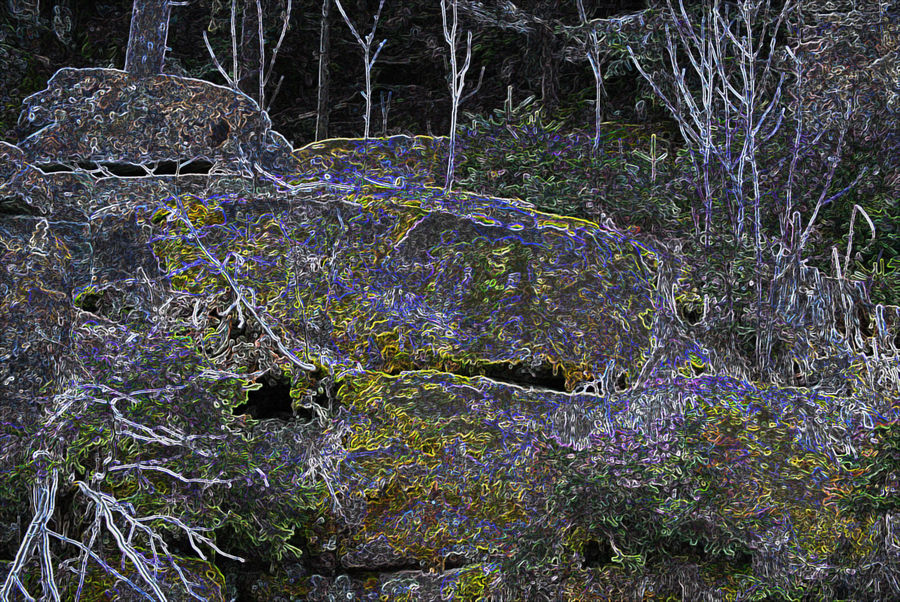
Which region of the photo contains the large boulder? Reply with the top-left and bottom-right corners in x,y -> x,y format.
17,67 -> 293,172
148,179 -> 657,390
297,369 -> 892,600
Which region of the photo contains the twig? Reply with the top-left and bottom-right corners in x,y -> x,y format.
202,30 -> 236,88
171,195 -> 317,372
440,0 -> 477,193
334,0 -> 387,139
1,470 -> 59,601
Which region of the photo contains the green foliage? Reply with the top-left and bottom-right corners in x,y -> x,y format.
526,381 -> 883,598
455,99 -> 687,238
854,256 -> 900,307
450,564 -> 500,600
838,421 -> 900,518
0,419 -> 35,558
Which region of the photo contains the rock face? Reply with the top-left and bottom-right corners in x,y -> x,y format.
150,185 -> 656,391
17,67 -> 293,172
1,68 -> 898,602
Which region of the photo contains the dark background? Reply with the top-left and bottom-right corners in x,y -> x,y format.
1,0 -> 657,144
2,0 -> 899,305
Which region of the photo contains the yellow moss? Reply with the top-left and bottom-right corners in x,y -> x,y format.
452,564 -> 497,600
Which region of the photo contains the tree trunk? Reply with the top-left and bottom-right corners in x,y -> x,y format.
316,0 -> 332,140
124,0 -> 171,78
539,25 -> 559,113
239,0 -> 262,101
536,0 -> 561,113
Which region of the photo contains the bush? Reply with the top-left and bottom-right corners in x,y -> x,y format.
455,98 -> 689,239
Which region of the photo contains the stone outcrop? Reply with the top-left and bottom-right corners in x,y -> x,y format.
17,67 -> 293,172
1,67 -> 898,602
149,184 -> 657,392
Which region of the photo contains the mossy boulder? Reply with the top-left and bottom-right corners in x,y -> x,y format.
17,67 -> 293,171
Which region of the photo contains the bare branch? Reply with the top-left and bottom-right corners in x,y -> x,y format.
257,0 -> 265,107
440,0 -> 479,193
1,470 -> 58,601
202,30 -> 236,88
843,204 -> 877,276
460,65 -> 485,104
231,0 -> 238,84
171,194 -> 317,372
263,0 -> 292,90
334,0 -> 387,139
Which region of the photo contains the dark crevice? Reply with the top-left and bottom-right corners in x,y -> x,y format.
0,196 -> 40,215
441,553 -> 468,570
615,371 -> 630,391
34,162 -> 74,173
105,162 -> 152,177
832,578 -> 852,600
74,291 -> 102,314
293,371 -> 342,421
210,120 -> 231,148
582,538 -> 613,568
387,361 -> 568,392
464,361 -> 568,392
311,385 -> 332,413
233,373 -> 294,421
34,159 -> 214,178
153,159 -> 214,175
731,549 -> 753,571
215,553 -> 272,602
680,301 -> 703,326
52,486 -> 79,536
308,551 -> 338,575
287,529 -> 306,552
335,561 -> 423,577
151,160 -> 180,175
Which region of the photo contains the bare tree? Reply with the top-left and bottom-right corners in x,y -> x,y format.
439,0 -> 483,194
202,0 -> 292,111
333,0 -> 387,140
124,0 -> 175,78
1,389 -> 245,602
380,90 -> 393,136
316,0 -> 333,140
626,0 -> 872,373
575,0 -> 608,154
625,0 -> 788,366
627,1 -> 814,250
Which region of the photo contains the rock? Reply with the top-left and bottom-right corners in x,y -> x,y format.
0,140 -> 58,215
298,367 -> 893,600
148,180 -> 656,389
17,67 -> 294,172
3,66 -> 898,602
